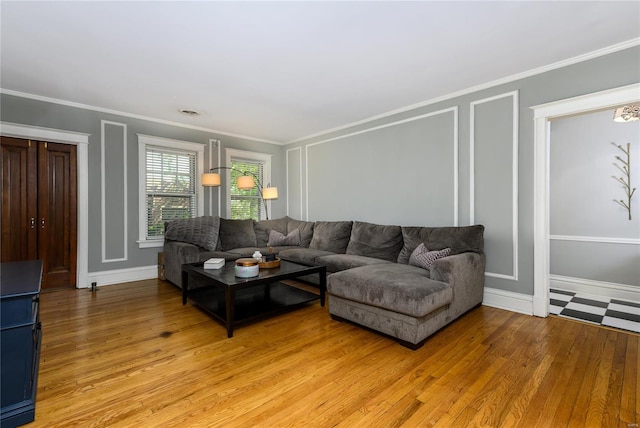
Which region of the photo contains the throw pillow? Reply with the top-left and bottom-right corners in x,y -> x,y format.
267,229 -> 301,246
409,243 -> 451,270
164,216 -> 220,251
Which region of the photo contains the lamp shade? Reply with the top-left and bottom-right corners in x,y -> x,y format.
202,172 -> 221,187
237,175 -> 255,190
262,187 -> 278,200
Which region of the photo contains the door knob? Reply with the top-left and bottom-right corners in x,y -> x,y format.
30,217 -> 35,229
41,218 -> 45,229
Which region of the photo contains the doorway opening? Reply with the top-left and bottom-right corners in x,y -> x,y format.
531,83 -> 640,324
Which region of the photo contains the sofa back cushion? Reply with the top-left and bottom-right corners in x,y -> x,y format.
346,221 -> 403,262
309,221 -> 353,253
287,218 -> 315,248
216,218 -> 257,251
164,216 -> 220,251
254,217 -> 289,246
397,225 -> 485,264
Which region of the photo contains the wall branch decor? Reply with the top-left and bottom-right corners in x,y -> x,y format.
611,142 -> 636,220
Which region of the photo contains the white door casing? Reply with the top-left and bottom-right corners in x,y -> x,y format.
531,83 -> 640,317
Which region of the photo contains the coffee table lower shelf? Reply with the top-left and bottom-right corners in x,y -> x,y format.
187,282 -> 319,336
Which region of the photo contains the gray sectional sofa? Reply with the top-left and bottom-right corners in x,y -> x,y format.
163,216 -> 485,349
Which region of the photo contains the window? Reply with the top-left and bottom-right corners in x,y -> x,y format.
138,134 -> 204,248
230,159 -> 264,220
226,148 -> 272,221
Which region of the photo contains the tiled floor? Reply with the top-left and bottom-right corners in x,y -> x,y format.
550,289 -> 640,334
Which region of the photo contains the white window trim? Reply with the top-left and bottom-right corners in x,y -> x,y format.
225,148 -> 273,220
137,134 -> 205,248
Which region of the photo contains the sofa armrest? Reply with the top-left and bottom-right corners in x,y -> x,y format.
430,252 -> 486,315
163,241 -> 202,287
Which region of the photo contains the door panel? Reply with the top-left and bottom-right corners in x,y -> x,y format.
0,137 -> 77,288
39,142 -> 77,288
0,137 -> 37,262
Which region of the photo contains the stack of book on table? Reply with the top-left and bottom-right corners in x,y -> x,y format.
204,258 -> 225,269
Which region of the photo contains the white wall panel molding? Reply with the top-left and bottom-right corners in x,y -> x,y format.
531,83 -> 640,317
304,107 -> 459,223
550,275 -> 640,303
87,265 -> 157,288
483,287 -> 533,315
101,120 -> 128,263
470,91 -> 519,281
286,147 -> 303,219
0,121 -> 90,288
550,235 -> 640,245
208,139 -> 220,216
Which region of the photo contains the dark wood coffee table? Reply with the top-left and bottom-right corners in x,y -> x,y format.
181,260 -> 326,337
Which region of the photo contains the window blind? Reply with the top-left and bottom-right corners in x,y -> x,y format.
230,158 -> 264,221
145,146 -> 197,239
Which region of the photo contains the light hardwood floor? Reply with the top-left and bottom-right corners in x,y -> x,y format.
27,279 -> 638,427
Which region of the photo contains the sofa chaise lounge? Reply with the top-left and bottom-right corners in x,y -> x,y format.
163,216 -> 485,349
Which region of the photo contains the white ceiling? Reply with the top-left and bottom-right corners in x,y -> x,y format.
1,1 -> 639,144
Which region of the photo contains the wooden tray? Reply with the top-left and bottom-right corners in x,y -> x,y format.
259,258 -> 280,269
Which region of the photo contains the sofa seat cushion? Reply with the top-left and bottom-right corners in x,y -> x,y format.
346,221 -> 403,262
316,254 -> 391,273
227,246 -> 301,258
327,264 -> 453,318
195,251 -> 241,262
278,248 -> 335,266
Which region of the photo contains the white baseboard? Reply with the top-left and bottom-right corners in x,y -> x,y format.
550,275 -> 640,303
89,270 -> 633,319
483,287 -> 534,315
85,265 -> 157,288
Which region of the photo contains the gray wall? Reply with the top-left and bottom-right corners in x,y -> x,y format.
2,45 -> 638,297
0,94 -> 286,274
283,46 -> 640,296
550,109 -> 639,287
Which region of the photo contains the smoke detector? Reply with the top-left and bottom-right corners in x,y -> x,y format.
179,108 -> 201,117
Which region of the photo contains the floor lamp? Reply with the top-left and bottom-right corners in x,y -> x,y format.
202,167 -> 278,220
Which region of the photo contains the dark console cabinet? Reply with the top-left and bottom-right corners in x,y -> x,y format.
1,260 -> 43,427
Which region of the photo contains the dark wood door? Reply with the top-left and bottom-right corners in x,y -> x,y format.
1,137 -> 38,262
0,137 -> 77,288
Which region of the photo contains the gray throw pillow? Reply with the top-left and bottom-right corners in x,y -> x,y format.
409,243 -> 451,270
254,217 -> 289,246
164,216 -> 220,251
267,229 -> 301,246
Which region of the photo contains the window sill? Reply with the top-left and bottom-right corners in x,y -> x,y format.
137,239 -> 164,249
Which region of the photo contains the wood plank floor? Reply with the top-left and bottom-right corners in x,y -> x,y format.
27,279 -> 638,427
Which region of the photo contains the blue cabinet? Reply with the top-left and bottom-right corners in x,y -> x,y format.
1,260 -> 42,427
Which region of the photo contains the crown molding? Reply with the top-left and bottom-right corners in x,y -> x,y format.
0,88 -> 283,146
287,38 -> 640,145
